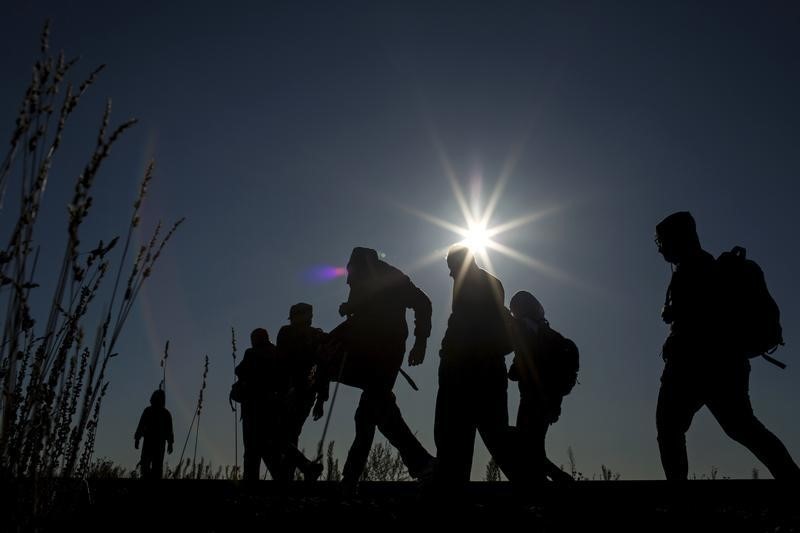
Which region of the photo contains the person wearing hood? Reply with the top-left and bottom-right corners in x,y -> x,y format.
655,211 -> 799,480
135,388 -> 174,479
330,247 -> 435,493
508,290 -> 575,483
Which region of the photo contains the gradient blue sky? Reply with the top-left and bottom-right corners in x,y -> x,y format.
2,1 -> 799,479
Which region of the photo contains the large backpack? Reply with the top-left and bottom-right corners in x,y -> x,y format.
513,321 -> 579,398
539,324 -> 580,397
716,246 -> 785,367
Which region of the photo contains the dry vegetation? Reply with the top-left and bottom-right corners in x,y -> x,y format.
0,21 -> 183,486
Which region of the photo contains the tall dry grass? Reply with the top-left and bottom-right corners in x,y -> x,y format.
174,355 -> 209,479
361,441 -> 409,481
230,327 -> 240,480
0,21 -> 184,483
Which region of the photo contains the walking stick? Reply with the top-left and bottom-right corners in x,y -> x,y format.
398,368 -> 419,391
231,327 -> 239,477
315,345 -> 349,461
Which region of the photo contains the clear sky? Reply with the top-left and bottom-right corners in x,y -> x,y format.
2,1 -> 799,480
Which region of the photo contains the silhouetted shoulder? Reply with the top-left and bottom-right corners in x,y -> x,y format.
482,268 -> 504,289
377,260 -> 409,285
276,325 -> 292,347
477,267 -> 505,303
235,348 -> 255,378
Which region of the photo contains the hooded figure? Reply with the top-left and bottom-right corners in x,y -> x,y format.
656,211 -> 717,354
508,290 -> 575,483
329,247 -> 435,493
654,211 -> 799,480
135,389 -> 174,479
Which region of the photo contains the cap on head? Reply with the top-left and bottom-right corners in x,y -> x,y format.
250,327 -> 270,347
289,302 -> 313,320
510,290 -> 545,321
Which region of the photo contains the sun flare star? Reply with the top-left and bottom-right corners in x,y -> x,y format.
461,222 -> 491,256
402,163 -> 568,283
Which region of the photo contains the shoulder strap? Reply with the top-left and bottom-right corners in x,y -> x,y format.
761,354 -> 787,369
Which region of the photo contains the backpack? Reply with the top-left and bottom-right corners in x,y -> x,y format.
539,324 -> 580,397
512,321 -> 580,398
716,246 -> 785,367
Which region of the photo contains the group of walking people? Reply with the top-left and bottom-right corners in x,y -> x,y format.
134,211 -> 799,486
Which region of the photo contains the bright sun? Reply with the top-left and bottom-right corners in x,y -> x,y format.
461,222 -> 491,254
399,138 -> 571,284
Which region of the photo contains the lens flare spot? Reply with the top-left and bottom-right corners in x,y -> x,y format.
304,266 -> 347,283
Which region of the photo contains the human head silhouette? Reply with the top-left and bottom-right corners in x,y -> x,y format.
655,211 -> 701,265
150,389 -> 166,408
250,327 -> 270,348
446,245 -> 476,278
289,302 -> 313,326
510,290 -> 545,322
347,247 -> 380,284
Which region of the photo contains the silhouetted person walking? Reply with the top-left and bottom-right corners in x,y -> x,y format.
508,291 -> 576,482
330,247 -> 435,492
276,302 -> 329,479
236,328 -> 322,482
434,245 -> 516,484
135,389 -> 174,479
655,211 -> 799,480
